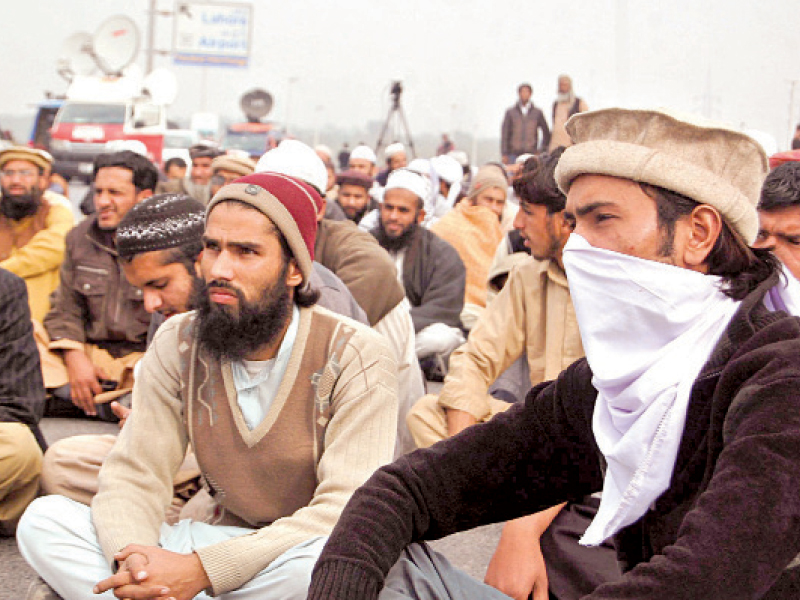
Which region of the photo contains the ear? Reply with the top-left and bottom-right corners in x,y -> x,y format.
137,189 -> 154,203
416,208 -> 426,224
285,259 -> 304,288
553,210 -> 574,237
678,205 -> 722,271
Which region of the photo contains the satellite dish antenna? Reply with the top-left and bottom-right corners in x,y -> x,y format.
241,89 -> 274,122
143,68 -> 178,105
92,15 -> 140,76
57,32 -> 95,81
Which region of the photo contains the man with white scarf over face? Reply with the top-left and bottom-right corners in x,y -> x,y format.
306,108 -> 800,600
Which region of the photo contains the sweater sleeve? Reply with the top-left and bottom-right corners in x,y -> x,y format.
308,361 -> 602,599
437,264 -> 529,419
194,325 -> 399,595
0,202 -> 73,279
91,318 -> 190,562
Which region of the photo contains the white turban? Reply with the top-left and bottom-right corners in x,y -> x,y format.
385,142 -> 405,158
430,154 -> 463,185
256,139 -> 328,194
350,145 -> 377,164
385,168 -> 429,202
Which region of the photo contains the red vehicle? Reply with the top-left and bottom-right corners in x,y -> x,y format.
49,99 -> 167,182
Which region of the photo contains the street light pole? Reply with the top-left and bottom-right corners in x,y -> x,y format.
146,0 -> 156,74
789,80 -> 799,150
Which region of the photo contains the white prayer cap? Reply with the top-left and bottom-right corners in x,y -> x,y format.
256,139 -> 328,194
350,145 -> 377,164
430,155 -> 463,185
448,150 -> 469,168
407,158 -> 431,176
105,139 -> 148,156
314,144 -> 333,160
385,168 -> 429,201
385,142 -> 405,158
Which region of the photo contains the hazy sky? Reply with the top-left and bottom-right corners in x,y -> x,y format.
3,0 -> 800,151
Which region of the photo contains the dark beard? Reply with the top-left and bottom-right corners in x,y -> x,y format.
0,189 -> 42,220
373,220 -> 418,253
194,266 -> 293,362
348,204 -> 369,224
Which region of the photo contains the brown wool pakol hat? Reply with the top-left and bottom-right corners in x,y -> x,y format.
554,108 -> 769,245
0,146 -> 53,172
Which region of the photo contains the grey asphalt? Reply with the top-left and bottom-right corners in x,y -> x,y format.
0,382 -> 503,599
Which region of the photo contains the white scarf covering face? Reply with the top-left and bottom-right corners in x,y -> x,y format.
561,234 -> 741,546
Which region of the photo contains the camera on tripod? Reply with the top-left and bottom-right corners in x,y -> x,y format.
390,81 -> 403,104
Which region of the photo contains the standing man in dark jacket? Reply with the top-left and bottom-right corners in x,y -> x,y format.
38,150 -> 158,419
501,83 -> 551,164
308,109 -> 800,600
0,268 -> 45,535
371,169 -> 466,371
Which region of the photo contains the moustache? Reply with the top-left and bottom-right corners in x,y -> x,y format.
206,280 -> 242,294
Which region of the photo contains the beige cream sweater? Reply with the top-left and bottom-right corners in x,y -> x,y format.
92,305 -> 398,595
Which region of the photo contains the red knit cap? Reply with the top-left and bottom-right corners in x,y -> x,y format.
206,172 -> 320,284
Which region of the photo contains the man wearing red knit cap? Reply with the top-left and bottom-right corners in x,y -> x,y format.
18,173 -> 399,600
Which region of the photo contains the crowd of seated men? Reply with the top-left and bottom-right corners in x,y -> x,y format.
5,107 -> 800,600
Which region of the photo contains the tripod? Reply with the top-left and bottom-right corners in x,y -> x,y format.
375,81 -> 416,158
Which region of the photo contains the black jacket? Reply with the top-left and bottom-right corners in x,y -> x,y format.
309,272 -> 800,599
0,269 -> 46,449
377,226 -> 466,333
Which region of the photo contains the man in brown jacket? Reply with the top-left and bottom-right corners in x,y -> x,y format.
38,150 -> 158,419
501,83 -> 551,164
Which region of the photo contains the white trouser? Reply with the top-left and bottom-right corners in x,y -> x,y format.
17,495 -> 326,600
414,323 -> 465,360
374,299 -> 426,457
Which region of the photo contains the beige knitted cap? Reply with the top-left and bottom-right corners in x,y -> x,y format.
468,164 -> 508,200
554,108 -> 768,244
